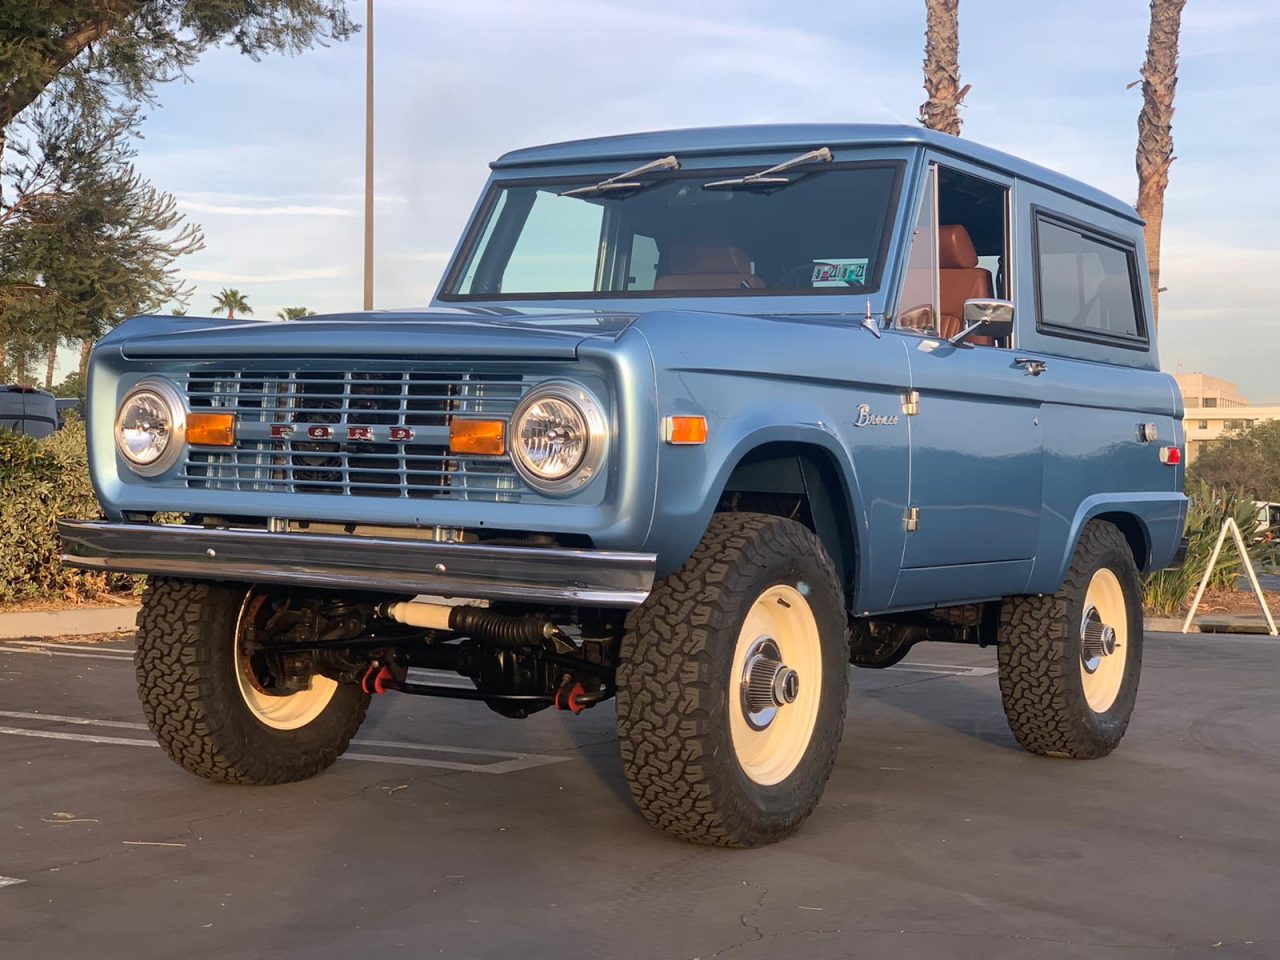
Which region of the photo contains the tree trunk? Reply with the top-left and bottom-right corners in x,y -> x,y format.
919,0 -> 965,135
79,338 -> 93,381
0,5 -> 138,132
45,341 -> 58,389
1136,0 -> 1187,333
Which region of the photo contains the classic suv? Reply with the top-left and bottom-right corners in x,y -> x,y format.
62,125 -> 1188,847
1,385 -> 60,438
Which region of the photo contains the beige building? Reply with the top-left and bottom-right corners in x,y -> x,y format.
1173,373 -> 1280,464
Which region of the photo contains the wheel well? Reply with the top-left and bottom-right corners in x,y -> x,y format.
715,442 -> 857,595
1094,512 -> 1149,571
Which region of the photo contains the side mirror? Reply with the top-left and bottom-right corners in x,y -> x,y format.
951,298 -> 1014,344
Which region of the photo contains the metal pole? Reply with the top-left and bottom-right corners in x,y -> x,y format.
362,0 -> 374,311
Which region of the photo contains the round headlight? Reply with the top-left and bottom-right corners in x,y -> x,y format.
510,381 -> 608,493
115,379 -> 185,476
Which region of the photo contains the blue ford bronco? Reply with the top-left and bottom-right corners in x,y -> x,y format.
62,124 -> 1188,846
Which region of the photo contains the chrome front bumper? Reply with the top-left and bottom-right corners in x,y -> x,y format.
59,521 -> 656,607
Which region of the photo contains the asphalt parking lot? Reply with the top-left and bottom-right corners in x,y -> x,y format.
1,630 -> 1276,960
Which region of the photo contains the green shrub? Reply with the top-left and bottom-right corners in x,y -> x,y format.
0,417 -> 136,605
1143,480 -> 1274,616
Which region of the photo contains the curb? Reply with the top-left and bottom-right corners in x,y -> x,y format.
0,605 -> 140,640
1145,617 -> 1193,634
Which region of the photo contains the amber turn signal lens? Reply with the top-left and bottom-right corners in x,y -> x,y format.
186,412 -> 236,447
450,419 -> 506,455
664,415 -> 708,445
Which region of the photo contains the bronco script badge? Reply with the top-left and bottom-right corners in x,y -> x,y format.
853,404 -> 900,427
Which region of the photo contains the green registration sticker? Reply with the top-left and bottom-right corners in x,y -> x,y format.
811,258 -> 869,286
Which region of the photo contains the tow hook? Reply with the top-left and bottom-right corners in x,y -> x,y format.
553,681 -> 606,714
360,662 -> 405,695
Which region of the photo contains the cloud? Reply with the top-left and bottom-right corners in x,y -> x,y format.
181,200 -> 358,217
186,267 -> 350,284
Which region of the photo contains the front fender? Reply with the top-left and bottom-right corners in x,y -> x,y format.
642,415 -> 867,577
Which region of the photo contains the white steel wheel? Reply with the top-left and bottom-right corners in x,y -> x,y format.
617,513 -> 849,846
729,584 -> 823,786
997,520 -> 1145,760
1079,568 -> 1128,714
234,592 -> 338,731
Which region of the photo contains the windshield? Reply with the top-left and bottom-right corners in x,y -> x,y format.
442,161 -> 902,301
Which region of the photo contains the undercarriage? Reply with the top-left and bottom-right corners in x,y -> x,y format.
237,587 -> 625,719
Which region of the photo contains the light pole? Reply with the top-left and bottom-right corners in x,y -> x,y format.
362,0 -> 374,311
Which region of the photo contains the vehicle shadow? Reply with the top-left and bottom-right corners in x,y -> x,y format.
552,704 -> 634,805
851,666 -> 1025,753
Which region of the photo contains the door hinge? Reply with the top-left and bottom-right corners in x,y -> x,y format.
905,506 -> 920,532
901,389 -> 920,417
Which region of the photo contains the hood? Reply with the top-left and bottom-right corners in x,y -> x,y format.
104,307 -> 638,361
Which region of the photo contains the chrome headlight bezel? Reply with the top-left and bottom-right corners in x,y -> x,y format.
114,378 -> 186,477
509,380 -> 608,495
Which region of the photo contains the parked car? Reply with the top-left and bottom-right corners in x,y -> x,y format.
55,396 -> 84,425
0,385 -> 59,438
62,124 -> 1188,846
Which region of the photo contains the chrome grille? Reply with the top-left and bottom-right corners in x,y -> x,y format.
180,366 -> 529,501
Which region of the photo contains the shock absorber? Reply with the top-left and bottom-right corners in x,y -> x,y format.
377,601 -> 559,649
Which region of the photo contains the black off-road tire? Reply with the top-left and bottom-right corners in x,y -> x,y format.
997,521 -> 1144,759
135,578 -> 370,784
616,513 -> 850,847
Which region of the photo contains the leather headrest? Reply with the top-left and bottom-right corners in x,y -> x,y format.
667,242 -> 752,276
938,225 -> 979,269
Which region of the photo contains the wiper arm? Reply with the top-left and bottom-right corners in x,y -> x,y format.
703,146 -> 833,190
560,155 -> 681,197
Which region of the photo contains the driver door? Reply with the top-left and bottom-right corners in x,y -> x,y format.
888,161 -> 1044,608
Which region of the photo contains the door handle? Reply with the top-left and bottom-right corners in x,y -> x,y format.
1013,357 -> 1047,377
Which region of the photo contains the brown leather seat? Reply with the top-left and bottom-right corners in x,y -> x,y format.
654,242 -> 765,291
938,224 -> 995,345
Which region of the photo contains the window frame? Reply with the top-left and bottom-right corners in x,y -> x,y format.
890,159 -> 1015,349
438,159 -> 906,302
1031,206 -> 1149,350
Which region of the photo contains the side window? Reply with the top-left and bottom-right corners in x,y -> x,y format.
1035,215 -> 1144,342
625,234 -> 660,291
895,164 -> 1010,345
501,190 -> 605,293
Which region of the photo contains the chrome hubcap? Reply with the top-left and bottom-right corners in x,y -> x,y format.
1081,606 -> 1118,673
740,637 -> 800,731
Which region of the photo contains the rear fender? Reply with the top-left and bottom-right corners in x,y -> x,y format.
1031,493 -> 1189,593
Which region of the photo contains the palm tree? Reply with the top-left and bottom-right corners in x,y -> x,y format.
1135,0 -> 1187,332
919,0 -> 968,136
212,288 -> 252,320
276,306 -> 315,321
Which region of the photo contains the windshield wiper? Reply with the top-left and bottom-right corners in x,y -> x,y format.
703,146 -> 833,190
560,155 -> 681,197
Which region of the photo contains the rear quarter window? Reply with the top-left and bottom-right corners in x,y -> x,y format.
1033,211 -> 1147,349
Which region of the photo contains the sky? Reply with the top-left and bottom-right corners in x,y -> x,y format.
83,0 -> 1280,400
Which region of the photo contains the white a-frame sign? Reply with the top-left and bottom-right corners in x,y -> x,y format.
1182,517 -> 1278,636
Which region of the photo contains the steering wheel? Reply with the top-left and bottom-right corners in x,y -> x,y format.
771,263 -> 820,290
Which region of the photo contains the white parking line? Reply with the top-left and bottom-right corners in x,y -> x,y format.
0,711 -> 569,774
0,643 -> 133,662
0,876 -> 27,890
0,642 -> 132,660
891,662 -> 997,677
0,710 -> 148,730
0,726 -> 158,748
